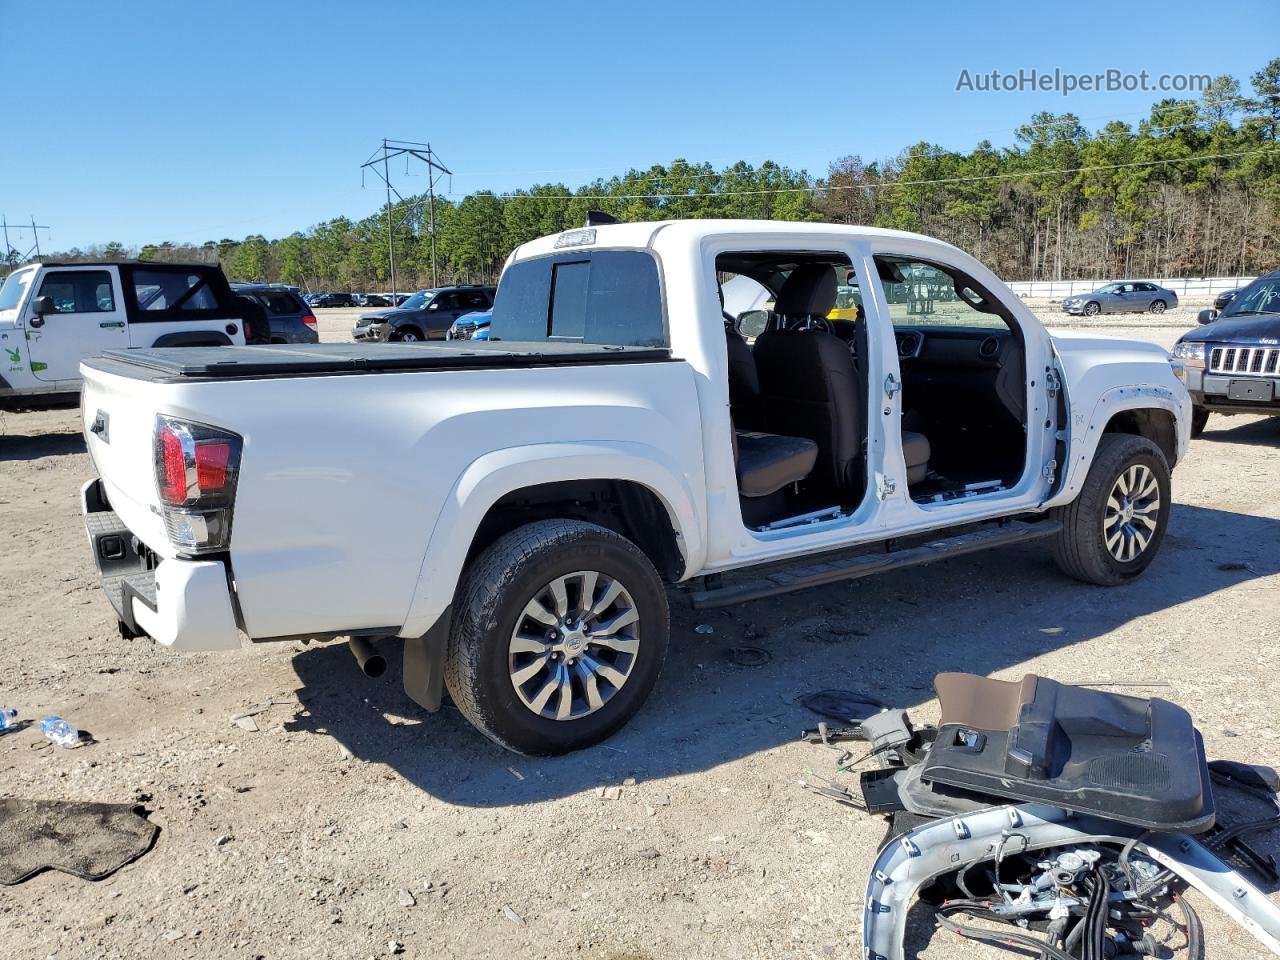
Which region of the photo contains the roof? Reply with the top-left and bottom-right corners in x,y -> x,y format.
510,218 -> 970,264
19,260 -> 222,271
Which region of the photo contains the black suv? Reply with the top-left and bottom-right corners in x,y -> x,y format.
352,285 -> 495,342
1173,270 -> 1280,435
310,292 -> 355,308
231,284 -> 320,343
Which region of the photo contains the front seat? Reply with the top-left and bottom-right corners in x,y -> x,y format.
753,265 -> 931,493
751,264 -> 864,497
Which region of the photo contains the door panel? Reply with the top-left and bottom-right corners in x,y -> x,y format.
25,268 -> 127,382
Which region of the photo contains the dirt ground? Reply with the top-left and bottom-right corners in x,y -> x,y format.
0,315 -> 1277,960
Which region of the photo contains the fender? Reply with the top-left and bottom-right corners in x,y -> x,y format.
397,440 -> 706,639
863,803 -> 1280,960
1043,382 -> 1189,509
150,330 -> 233,348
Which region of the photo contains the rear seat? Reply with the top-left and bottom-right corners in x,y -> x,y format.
734,431 -> 818,498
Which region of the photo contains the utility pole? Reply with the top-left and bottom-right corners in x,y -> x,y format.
1,215 -> 50,265
360,139 -> 452,294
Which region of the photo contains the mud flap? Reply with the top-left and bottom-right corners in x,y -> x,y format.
402,607 -> 450,712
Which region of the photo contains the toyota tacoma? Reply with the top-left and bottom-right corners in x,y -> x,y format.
77,219 -> 1191,754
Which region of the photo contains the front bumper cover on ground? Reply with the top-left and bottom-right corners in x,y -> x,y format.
862,802 -> 1280,960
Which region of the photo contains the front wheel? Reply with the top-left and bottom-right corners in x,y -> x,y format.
1082,301 -> 1101,317
394,327 -> 422,343
1051,434 -> 1171,586
445,520 -> 670,755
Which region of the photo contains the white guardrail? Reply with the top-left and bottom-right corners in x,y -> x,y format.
1007,276 -> 1256,299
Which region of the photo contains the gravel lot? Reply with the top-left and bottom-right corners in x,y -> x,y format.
0,310 -> 1276,960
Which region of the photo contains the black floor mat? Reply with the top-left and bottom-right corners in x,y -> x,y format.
0,799 -> 159,884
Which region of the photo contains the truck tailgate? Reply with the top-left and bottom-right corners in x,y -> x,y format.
80,364 -> 179,557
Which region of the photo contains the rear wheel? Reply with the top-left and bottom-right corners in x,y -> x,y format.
1051,434 -> 1171,586
445,520 -> 670,755
1083,301 -> 1101,317
1190,406 -> 1209,438
1150,299 -> 1167,314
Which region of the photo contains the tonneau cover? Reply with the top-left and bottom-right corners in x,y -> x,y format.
85,341 -> 672,381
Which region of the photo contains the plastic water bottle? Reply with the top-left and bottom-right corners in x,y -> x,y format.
0,708 -> 16,733
40,716 -> 80,748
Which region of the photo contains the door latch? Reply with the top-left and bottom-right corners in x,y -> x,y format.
884,373 -> 901,399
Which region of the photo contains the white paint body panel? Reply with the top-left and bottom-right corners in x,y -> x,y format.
79,220 -> 1190,650
0,262 -> 244,401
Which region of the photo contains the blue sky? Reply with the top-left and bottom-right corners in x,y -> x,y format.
3,0 -> 1276,250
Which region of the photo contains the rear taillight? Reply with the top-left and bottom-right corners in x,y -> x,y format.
302,313 -> 317,328
154,416 -> 243,553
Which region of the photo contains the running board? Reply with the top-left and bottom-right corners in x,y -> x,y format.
690,520 -> 1061,609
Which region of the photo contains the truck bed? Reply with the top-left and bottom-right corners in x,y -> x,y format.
84,341 -> 672,382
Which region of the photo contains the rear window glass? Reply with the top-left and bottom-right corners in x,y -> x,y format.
491,251 -> 665,346
132,269 -> 221,316
256,291 -> 302,315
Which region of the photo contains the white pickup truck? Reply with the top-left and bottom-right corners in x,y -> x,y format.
78,219 -> 1191,754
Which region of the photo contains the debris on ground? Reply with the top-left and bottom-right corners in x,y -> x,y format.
725,645 -> 771,667
0,707 -> 17,733
38,716 -> 81,748
501,904 -> 525,926
0,798 -> 159,884
694,623 -> 714,635
397,888 -> 416,907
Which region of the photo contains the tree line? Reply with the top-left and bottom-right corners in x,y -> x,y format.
11,59 -> 1280,291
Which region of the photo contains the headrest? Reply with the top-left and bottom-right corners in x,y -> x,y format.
775,264 -> 837,316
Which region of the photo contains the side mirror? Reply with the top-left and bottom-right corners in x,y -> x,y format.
736,309 -> 769,340
32,295 -> 55,316
1197,309 -> 1218,325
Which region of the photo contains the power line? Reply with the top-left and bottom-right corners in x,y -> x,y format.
361,139 -> 453,291
489,146 -> 1279,202
1,215 -> 51,263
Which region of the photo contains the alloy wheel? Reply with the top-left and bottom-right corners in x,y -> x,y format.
1102,464 -> 1160,562
507,571 -> 640,721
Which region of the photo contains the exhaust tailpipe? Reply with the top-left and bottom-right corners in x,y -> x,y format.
349,636 -> 387,678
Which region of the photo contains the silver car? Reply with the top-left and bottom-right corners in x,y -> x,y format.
1062,281 -> 1179,316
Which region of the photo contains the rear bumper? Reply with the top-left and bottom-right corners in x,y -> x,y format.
81,479 -> 241,651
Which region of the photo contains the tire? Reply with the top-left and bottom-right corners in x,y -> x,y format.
1150,299 -> 1167,314
1190,406 -> 1210,438
445,519 -> 670,755
394,327 -> 423,342
1082,301 -> 1101,317
1051,434 -> 1171,586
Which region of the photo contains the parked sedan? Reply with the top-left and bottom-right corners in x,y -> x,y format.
310,292 -> 355,308
1062,281 -> 1179,316
232,283 -> 320,343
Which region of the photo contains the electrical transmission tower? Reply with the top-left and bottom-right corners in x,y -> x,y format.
360,139 -> 452,294
2,215 -> 51,266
